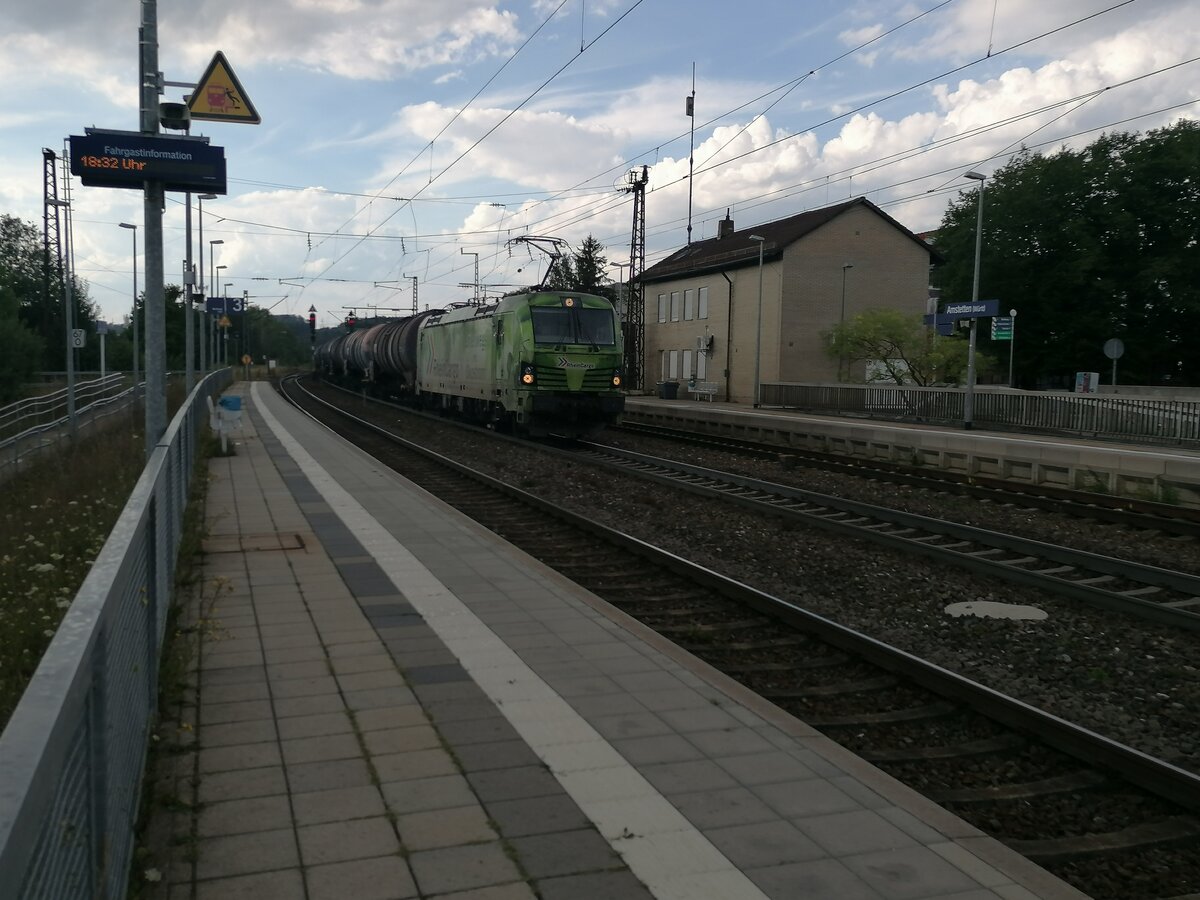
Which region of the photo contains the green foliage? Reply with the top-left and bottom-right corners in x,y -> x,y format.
0,423 -> 145,727
0,213 -> 100,372
0,285 -> 43,403
825,308 -> 987,386
934,120 -> 1200,388
544,234 -> 614,299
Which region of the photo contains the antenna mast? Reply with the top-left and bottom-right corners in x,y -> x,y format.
619,165 -> 649,392
686,63 -> 696,245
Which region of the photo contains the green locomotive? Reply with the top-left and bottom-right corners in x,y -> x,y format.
418,290 -> 625,437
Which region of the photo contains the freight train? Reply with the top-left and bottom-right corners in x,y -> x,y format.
314,290 -> 625,437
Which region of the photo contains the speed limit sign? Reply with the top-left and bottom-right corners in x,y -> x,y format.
71,329 -> 86,348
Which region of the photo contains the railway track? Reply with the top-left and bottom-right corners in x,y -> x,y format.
279,374 -> 1200,899
570,442 -> 1200,631
612,420 -> 1200,538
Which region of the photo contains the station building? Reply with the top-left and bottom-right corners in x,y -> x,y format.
640,197 -> 939,402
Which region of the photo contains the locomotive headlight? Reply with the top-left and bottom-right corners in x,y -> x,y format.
520,363 -> 536,386
611,369 -> 622,387
564,297 -> 576,308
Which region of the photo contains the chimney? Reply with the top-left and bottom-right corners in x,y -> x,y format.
718,209 -> 734,239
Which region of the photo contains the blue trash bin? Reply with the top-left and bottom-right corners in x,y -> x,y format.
218,396 -> 242,412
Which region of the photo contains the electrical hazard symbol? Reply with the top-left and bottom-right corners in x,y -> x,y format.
187,52 -> 261,124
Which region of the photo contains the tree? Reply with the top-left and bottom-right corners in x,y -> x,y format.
0,214 -> 99,372
824,308 -> 987,386
934,121 -> 1200,388
0,285 -> 43,402
544,235 -> 614,299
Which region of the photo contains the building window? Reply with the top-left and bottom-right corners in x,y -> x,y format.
661,350 -> 669,379
670,291 -> 681,322
683,349 -> 693,379
668,349 -> 679,378
684,289 -> 694,321
698,286 -> 709,320
697,352 -> 708,379
657,293 -> 667,324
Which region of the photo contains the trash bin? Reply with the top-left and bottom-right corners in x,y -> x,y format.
218,395 -> 242,412
657,381 -> 679,400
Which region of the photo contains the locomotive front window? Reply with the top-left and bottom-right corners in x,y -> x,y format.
576,309 -> 616,345
531,306 -> 616,346
531,307 -> 574,344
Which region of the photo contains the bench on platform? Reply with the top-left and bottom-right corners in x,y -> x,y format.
689,381 -> 718,401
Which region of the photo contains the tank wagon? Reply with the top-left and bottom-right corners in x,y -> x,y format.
314,290 -> 625,437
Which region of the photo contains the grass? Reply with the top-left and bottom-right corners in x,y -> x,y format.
0,385 -> 186,730
0,421 -> 146,728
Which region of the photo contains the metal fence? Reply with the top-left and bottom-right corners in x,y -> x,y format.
0,369 -> 231,899
759,383 -> 1200,446
1,375 -> 137,483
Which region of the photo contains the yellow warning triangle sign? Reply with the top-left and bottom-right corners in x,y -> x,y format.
187,52 -> 261,124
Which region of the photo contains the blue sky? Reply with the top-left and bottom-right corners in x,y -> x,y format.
2,0 -> 1195,326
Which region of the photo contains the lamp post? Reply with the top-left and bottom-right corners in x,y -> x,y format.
963,171 -> 986,429
119,222 -> 138,395
839,263 -> 854,382
197,194 -> 216,373
749,235 -> 765,408
48,199 -> 76,434
217,268 -> 228,364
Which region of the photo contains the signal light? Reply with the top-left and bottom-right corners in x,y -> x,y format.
345,315 -> 357,332
308,312 -> 317,340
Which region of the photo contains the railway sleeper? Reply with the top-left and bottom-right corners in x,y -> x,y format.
761,674 -> 897,699
805,700 -> 959,727
1004,816 -> 1200,864
926,769 -> 1107,804
861,732 -> 1026,762
654,619 -> 768,634
716,657 -> 846,674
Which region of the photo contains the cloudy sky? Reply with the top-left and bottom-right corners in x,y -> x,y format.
2,0 -> 1195,326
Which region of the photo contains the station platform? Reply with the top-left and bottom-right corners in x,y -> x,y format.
149,380 -> 1087,899
624,394 -> 1200,507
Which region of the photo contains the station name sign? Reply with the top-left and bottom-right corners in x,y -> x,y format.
69,130 -> 226,194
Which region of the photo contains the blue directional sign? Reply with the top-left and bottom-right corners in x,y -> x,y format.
205,296 -> 244,314
923,299 -> 1001,329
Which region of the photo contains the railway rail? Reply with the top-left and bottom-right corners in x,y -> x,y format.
569,442 -> 1200,632
612,420 -> 1200,537
278,374 -> 1200,899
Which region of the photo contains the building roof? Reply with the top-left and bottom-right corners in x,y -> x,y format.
640,197 -> 941,284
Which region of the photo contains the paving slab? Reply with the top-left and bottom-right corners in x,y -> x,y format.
145,381 -> 1087,900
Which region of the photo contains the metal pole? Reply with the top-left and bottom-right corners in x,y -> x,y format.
749,235 -> 765,407
141,0 -> 165,456
839,263 -> 853,383
1008,309 -> 1017,388
964,172 -> 986,430
184,193 -> 194,392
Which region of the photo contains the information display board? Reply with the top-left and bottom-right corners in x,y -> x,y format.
69,130 -> 226,194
